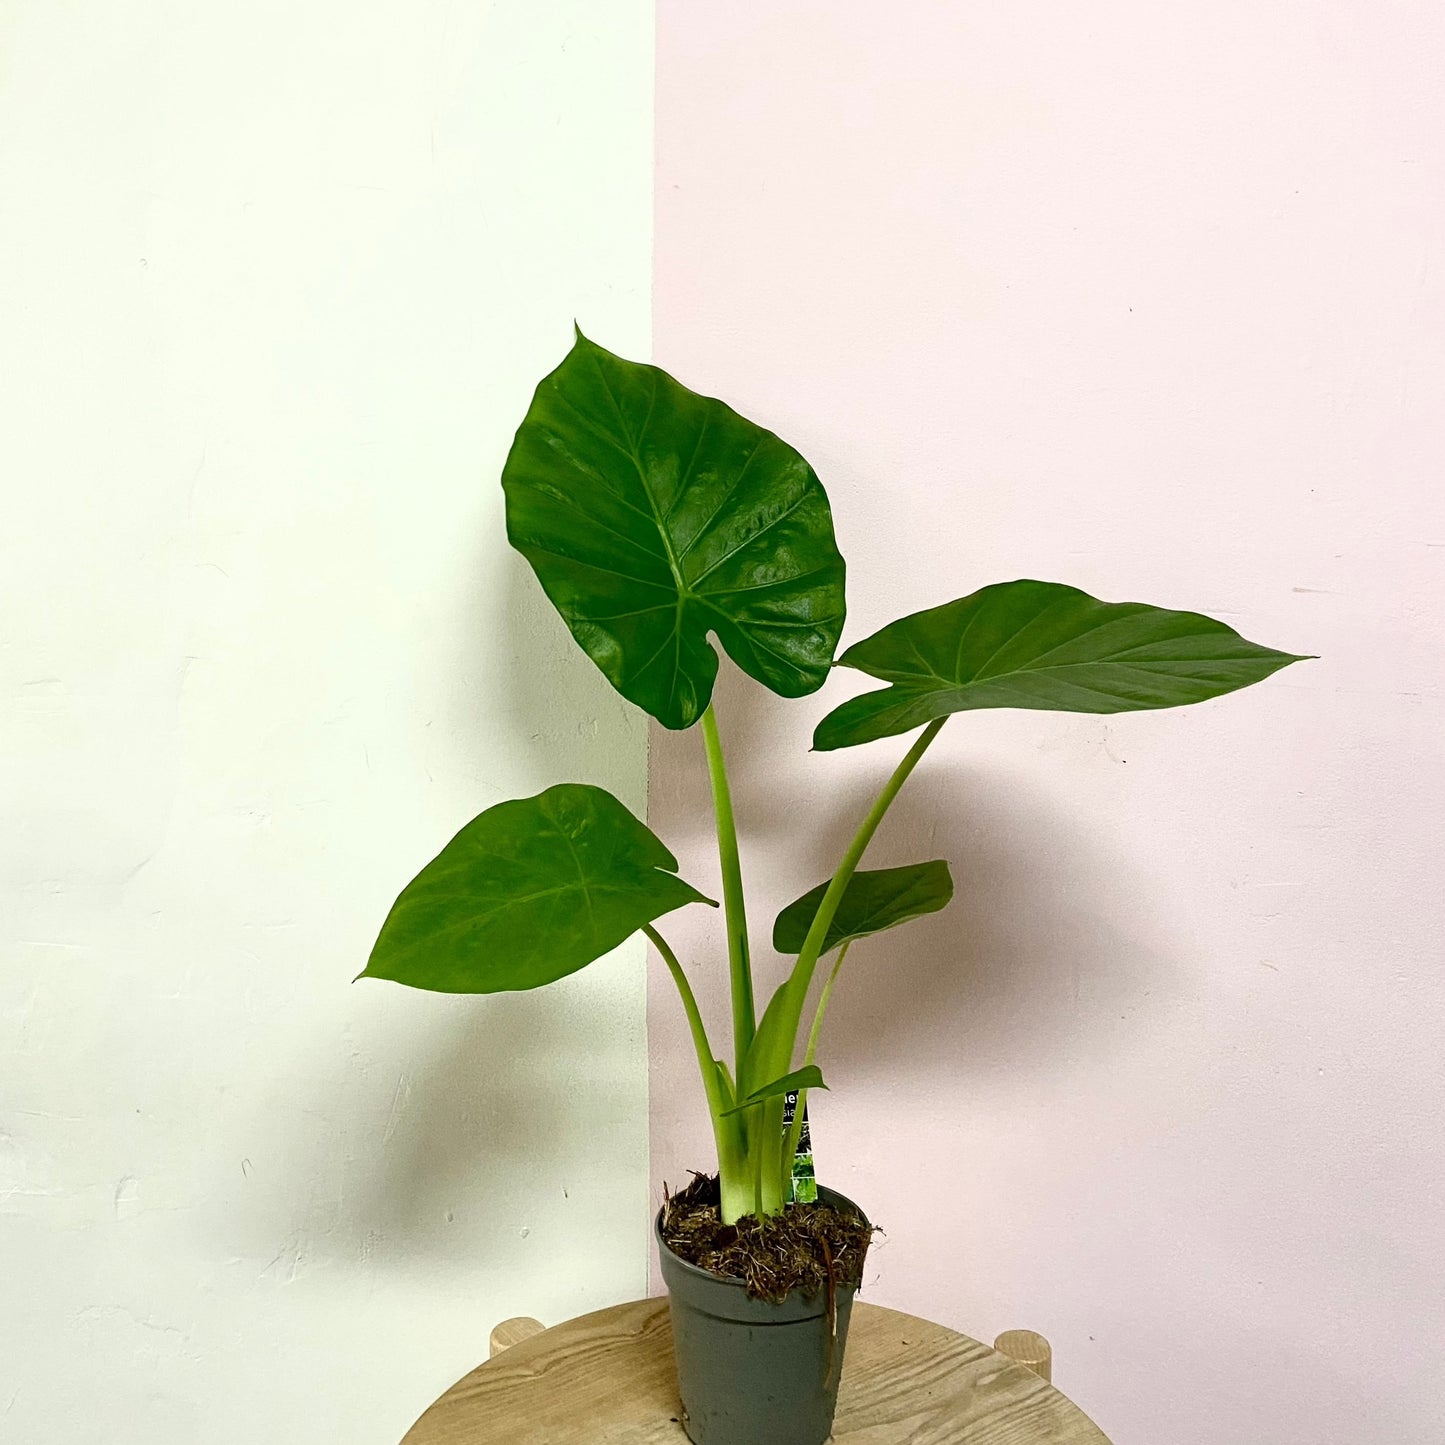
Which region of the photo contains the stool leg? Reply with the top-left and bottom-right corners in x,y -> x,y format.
489,1316 -> 544,1358
993,1329 -> 1053,1384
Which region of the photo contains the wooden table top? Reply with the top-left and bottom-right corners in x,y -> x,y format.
400,1298 -> 1113,1444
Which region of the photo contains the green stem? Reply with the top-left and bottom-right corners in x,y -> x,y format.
701,702 -> 755,1070
804,941 -> 849,1068
753,1124 -> 765,1216
646,924 -> 756,1221
644,923 -> 720,1115
781,942 -> 850,1186
745,718 -> 947,1092
789,718 -> 945,1018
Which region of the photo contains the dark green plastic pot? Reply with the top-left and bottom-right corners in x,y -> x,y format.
654,1186 -> 866,1445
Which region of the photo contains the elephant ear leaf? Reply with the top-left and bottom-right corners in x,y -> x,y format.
814,579 -> 1310,750
773,860 -> 954,955
361,783 -> 715,994
502,329 -> 847,730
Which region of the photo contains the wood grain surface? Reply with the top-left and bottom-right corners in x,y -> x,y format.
400,1299 -> 1112,1444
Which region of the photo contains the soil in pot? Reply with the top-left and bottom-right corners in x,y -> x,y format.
660,1173 -> 874,1302
656,1175 -> 875,1445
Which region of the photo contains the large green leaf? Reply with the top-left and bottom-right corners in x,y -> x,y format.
502,330 -> 847,730
772,861 -> 955,955
814,580 -> 1309,750
361,784 -> 715,993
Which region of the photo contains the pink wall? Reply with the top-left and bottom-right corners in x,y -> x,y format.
649,4 -> 1445,1442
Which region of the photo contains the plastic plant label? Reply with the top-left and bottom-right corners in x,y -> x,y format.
782,1090 -> 817,1203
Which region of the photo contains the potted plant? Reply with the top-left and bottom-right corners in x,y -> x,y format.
361,330 -> 1307,1445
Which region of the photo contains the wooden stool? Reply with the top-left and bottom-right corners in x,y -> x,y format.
403,1299 -> 1109,1443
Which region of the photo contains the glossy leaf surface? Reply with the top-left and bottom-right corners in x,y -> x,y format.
362,784 -> 714,993
502,330 -> 846,729
815,579 -> 1308,750
720,1065 -> 827,1117
772,860 -> 955,955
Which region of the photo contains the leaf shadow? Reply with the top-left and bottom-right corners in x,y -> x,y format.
218,548 -> 652,1286
450,546 -> 648,805
338,987 -> 639,1267
323,550 -> 651,1268
221,960 -> 649,1305
792,768 -> 1176,1091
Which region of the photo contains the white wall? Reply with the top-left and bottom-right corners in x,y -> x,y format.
651,5 -> 1445,1443
0,4 -> 653,1441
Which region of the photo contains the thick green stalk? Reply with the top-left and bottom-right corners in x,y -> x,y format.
701,702 -> 755,1070
742,1095 -> 786,1219
753,1127 -> 764,1216
719,1165 -> 755,1225
647,923 -> 752,1216
792,718 -> 946,999
804,943 -> 849,1066
745,717 -> 947,1093
780,943 -> 849,1192
643,923 -> 719,1113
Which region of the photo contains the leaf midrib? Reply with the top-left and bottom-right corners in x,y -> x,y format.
589,356 -> 692,705
937,651 -> 1269,688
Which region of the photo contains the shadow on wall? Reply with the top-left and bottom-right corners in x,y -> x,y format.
346,994 -> 591,1259
651,660 -> 1182,1096
221,987 -> 623,1281
430,538 -> 644,805
218,538 -> 648,1276
796,767 -> 1174,1090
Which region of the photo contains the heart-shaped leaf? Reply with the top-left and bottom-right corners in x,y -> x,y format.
362,783 -> 715,993
502,330 -> 847,730
814,580 -> 1309,750
720,1065 -> 827,1117
773,860 -> 954,955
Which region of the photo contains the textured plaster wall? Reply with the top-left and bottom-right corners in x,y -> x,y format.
0,4 -> 653,1442
650,5 -> 1445,1443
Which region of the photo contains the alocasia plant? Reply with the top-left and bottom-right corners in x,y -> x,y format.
362,329 -> 1307,1225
